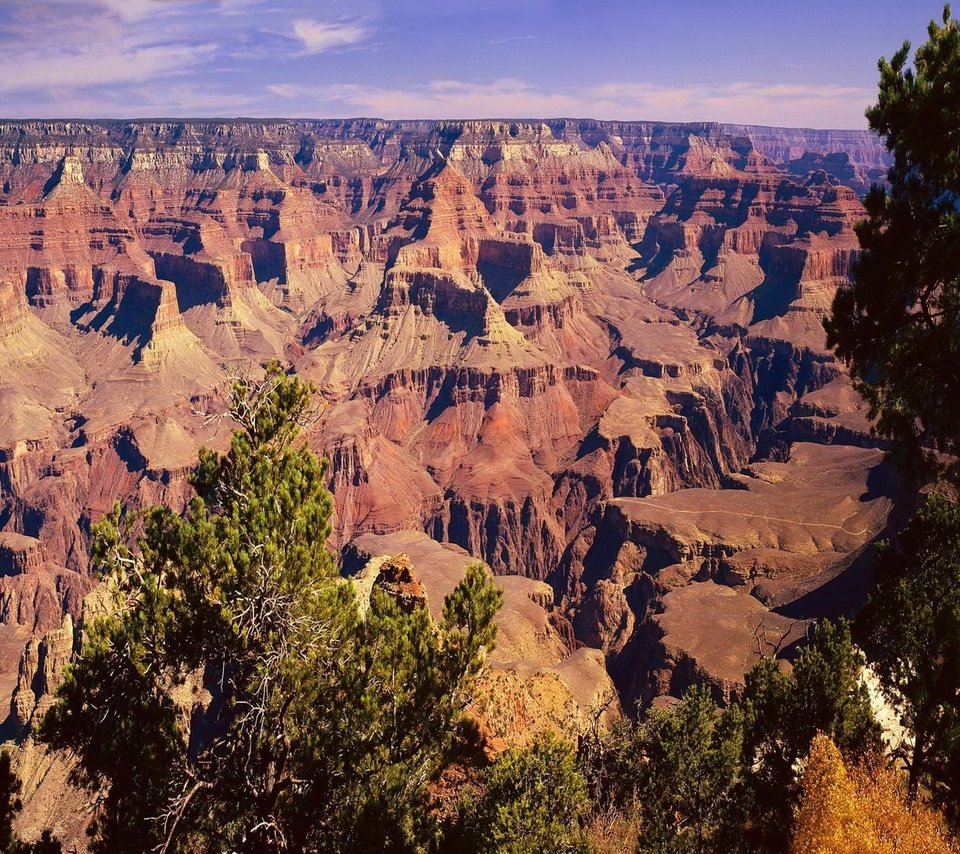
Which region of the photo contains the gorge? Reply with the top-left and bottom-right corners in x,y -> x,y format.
0,117 -> 906,832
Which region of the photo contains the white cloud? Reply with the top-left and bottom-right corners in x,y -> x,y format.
0,1 -> 870,128
0,79 -> 269,119
265,83 -> 299,99
271,79 -> 583,120
265,78 -> 872,129
587,81 -> 873,128
489,35 -> 539,46
0,0 -> 218,101
292,18 -> 368,54
0,43 -> 216,94
91,0 -> 196,22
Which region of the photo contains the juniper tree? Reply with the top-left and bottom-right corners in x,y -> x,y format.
40,363 -> 502,853
824,4 -> 960,824
739,619 -> 880,851
861,494 -> 960,814
633,686 -> 747,854
458,731 -> 590,854
825,5 -> 960,482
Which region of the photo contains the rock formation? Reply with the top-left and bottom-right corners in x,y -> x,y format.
345,531 -> 619,749
0,119 -> 899,773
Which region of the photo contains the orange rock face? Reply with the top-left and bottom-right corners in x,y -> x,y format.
0,118 -> 897,711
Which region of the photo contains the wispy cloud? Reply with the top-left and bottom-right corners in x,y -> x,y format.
0,43 -> 216,94
0,1 -> 873,128
292,18 -> 368,54
0,0 -> 218,102
91,0 -> 198,22
264,78 -> 873,128
586,81 -> 873,127
4,81 -> 269,119
268,79 -> 579,118
0,0 -> 388,116
489,35 -> 539,46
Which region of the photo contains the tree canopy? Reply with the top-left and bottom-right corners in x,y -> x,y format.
39,364 -> 502,853
573,619 -> 881,853
458,731 -> 590,854
861,494 -> 960,814
825,5 -> 960,481
634,686 -> 746,854
792,735 -> 956,854
739,619 -> 881,851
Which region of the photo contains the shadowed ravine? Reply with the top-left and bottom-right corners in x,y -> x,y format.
0,118 -> 909,838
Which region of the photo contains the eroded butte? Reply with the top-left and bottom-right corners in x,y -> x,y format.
0,119 -> 902,724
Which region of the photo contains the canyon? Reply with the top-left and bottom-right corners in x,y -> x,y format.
0,118 -> 901,795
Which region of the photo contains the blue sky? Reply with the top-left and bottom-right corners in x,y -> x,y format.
0,0 -> 941,127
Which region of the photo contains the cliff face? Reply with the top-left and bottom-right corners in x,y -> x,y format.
716,124 -> 891,171
0,117 -> 897,731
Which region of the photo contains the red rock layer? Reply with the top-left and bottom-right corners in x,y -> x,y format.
0,119 -> 895,712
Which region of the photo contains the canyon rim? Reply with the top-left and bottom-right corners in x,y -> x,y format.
0,1 -> 954,850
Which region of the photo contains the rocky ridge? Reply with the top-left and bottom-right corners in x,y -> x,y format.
0,118 -> 899,756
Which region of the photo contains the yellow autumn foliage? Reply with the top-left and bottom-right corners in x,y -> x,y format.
792,734 -> 956,854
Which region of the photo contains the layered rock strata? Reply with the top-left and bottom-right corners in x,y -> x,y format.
0,118 -> 897,743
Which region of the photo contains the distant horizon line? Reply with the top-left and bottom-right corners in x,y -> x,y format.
0,116 -> 877,134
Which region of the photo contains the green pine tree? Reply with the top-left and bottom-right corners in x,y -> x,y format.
634,686 -> 746,854
861,494 -> 960,814
825,5 -> 960,482
40,363 -> 502,853
740,619 -> 880,851
459,731 -> 590,854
